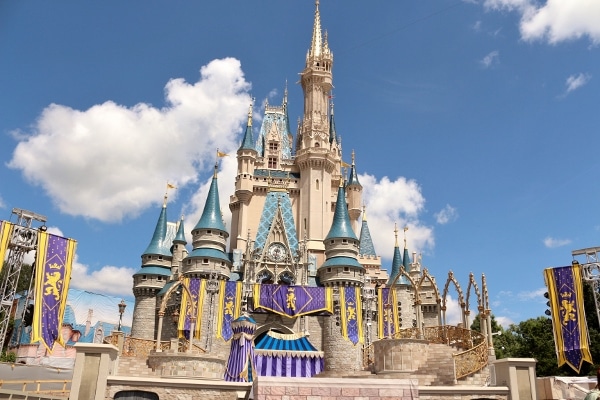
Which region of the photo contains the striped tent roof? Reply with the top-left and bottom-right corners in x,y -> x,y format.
255,331 -> 323,358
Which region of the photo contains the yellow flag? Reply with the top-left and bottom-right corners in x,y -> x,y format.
167,183 -> 177,189
217,150 -> 229,158
341,160 -> 350,167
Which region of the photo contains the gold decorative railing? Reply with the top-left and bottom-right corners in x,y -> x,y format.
362,343 -> 374,368
453,340 -> 488,379
390,326 -> 488,379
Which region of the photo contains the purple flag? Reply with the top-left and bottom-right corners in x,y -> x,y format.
32,232 -> 76,352
254,284 -> 332,317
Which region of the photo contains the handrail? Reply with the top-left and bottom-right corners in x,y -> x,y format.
389,326 -> 488,380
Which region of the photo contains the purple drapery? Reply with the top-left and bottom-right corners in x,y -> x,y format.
254,353 -> 323,377
224,315 -> 256,382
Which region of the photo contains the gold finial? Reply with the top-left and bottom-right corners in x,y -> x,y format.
394,223 -> 399,247
316,0 -> 319,9
247,99 -> 254,126
362,204 -> 367,221
213,162 -> 218,178
403,226 -> 409,249
351,150 -> 355,165
284,81 -> 288,107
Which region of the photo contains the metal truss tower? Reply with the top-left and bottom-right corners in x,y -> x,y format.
572,246 -> 600,329
0,208 -> 47,351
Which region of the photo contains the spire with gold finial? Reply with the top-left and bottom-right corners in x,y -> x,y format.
347,150 -> 361,187
358,204 -> 377,257
308,0 -> 322,61
388,223 -> 404,285
239,100 -> 256,151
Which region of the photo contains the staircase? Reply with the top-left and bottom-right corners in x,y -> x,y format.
117,356 -> 156,377
371,341 -> 489,386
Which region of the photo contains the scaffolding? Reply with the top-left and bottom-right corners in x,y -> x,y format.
571,246 -> 600,330
0,208 -> 47,352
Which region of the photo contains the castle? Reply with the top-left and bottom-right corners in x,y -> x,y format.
126,0 -> 497,383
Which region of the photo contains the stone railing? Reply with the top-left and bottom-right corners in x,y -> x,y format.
390,326 -> 488,379
104,335 -> 206,357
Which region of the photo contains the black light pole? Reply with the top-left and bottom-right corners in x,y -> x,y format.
117,300 -> 127,331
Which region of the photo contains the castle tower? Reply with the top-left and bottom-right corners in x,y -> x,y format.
183,163 -> 231,280
170,216 -> 187,279
346,151 -> 363,232
295,1 -> 343,264
230,103 -> 257,250
388,225 -> 404,286
358,206 -> 385,286
318,181 -> 364,372
131,195 -> 172,339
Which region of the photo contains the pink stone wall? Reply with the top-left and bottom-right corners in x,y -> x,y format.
253,376 -> 418,400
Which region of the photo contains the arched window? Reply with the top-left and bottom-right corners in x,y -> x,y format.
114,391 -> 159,400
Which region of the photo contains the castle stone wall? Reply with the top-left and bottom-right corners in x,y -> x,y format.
130,294 -> 157,340
321,312 -> 362,372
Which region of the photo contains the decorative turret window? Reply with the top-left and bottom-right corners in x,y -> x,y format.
268,157 -> 278,169
268,142 -> 279,151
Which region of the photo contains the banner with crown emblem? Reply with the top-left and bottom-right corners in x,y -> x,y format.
378,287 -> 400,339
340,286 -> 363,345
216,280 -> 243,341
253,284 -> 333,317
544,264 -> 593,373
0,221 -> 13,274
31,232 -> 76,352
178,277 -> 206,340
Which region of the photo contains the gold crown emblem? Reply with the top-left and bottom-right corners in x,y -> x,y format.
48,263 -> 62,270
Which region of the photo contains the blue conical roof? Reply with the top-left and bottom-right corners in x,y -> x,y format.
174,217 -> 186,244
403,247 -> 411,272
325,184 -> 358,240
347,164 -> 361,187
239,105 -> 255,151
194,167 -> 226,232
143,204 -> 172,257
388,244 -> 402,285
358,215 -> 376,257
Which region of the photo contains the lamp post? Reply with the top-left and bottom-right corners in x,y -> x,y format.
117,300 -> 127,331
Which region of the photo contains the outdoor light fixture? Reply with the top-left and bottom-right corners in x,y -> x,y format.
117,300 -> 127,331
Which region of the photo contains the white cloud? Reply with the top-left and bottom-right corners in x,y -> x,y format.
483,0 -> 600,44
495,315 -> 514,329
8,58 -> 252,223
565,72 -> 591,93
543,236 -> 572,248
517,287 -> 547,301
480,50 -> 500,68
359,173 -> 434,260
70,259 -> 136,297
434,204 -> 458,225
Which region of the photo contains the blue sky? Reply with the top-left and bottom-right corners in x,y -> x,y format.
1,0 -> 599,328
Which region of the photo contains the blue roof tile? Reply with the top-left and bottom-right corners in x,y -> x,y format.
194,169 -> 226,232
325,185 -> 358,240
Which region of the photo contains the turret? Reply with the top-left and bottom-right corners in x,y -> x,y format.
318,180 -> 364,287
357,206 -> 386,286
183,163 -> 231,280
170,215 -> 188,279
388,224 -> 404,286
131,194 -> 173,339
346,150 -> 362,229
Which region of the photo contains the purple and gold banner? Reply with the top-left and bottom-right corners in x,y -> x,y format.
31,232 -> 76,352
253,284 -> 333,317
378,287 -> 400,339
178,277 -> 206,340
544,264 -> 593,373
340,286 -> 363,345
0,221 -> 13,274
216,280 -> 243,341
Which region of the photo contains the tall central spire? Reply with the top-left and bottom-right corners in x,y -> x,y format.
309,0 -> 322,59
